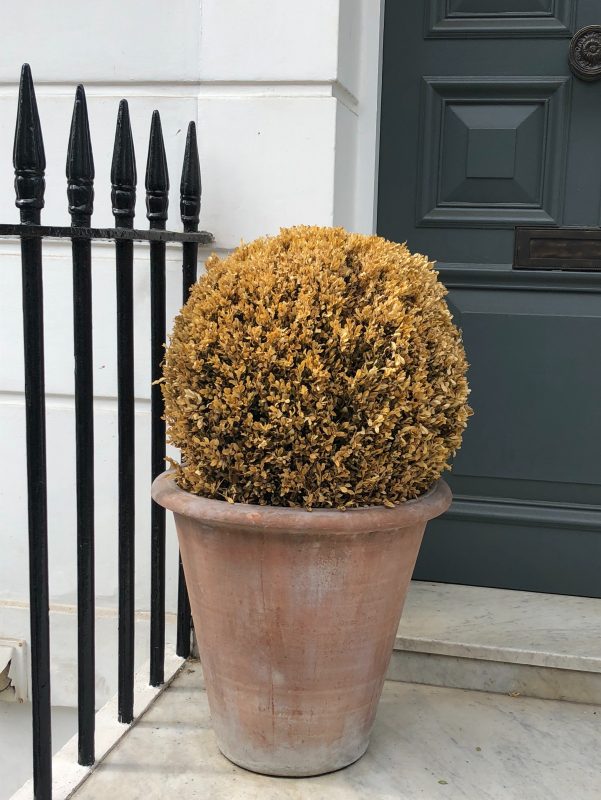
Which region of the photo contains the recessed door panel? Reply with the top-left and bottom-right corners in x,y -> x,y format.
426,0 -> 575,38
417,78 -> 570,226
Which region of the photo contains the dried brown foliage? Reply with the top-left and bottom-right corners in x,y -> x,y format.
161,226 -> 471,508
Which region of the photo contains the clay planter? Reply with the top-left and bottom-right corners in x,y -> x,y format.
152,470 -> 451,777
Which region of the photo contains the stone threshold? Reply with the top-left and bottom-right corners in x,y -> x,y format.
390,581 -> 601,704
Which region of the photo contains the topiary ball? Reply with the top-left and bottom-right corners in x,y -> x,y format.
161,226 -> 471,508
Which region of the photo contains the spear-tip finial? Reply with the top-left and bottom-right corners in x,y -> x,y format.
66,84 -> 95,223
180,121 -> 201,231
13,63 -> 46,217
111,99 -> 137,225
145,110 -> 169,227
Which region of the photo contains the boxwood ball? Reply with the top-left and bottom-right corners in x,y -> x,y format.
161,226 -> 471,508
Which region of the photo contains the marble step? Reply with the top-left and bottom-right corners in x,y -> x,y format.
389,581 -> 601,704
71,664 -> 601,800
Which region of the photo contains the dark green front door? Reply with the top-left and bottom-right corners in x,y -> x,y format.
378,0 -> 601,596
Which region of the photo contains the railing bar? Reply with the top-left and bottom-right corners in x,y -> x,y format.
112,99 -> 137,724
176,121 -> 202,659
175,264 -> 193,667
21,223 -> 53,799
0,223 -> 213,243
176,555 -> 192,658
182,241 -> 199,299
150,242 -> 166,684
72,236 -> 96,760
175,237 -> 196,656
116,236 -> 135,723
67,84 -> 96,765
14,63 -> 52,800
147,110 -> 168,687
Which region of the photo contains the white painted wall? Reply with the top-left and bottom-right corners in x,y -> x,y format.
0,0 -> 383,714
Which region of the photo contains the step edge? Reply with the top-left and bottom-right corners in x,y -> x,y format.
387,651 -> 601,705
394,636 -> 601,673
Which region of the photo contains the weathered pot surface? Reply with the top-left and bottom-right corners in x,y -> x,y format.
152,470 -> 451,777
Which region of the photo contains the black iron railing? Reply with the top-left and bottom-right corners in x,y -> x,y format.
5,64 -> 212,799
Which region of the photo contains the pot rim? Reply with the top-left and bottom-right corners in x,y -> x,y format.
151,470 -> 452,534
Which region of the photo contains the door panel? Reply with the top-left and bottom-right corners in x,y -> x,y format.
417,77 -> 570,227
378,0 -> 601,595
426,0 -> 575,38
453,302 -> 601,489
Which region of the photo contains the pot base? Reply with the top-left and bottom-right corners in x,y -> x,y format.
217,740 -> 370,778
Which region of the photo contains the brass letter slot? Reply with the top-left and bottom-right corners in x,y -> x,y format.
514,227 -> 601,272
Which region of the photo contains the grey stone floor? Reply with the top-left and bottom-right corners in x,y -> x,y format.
73,664 -> 601,800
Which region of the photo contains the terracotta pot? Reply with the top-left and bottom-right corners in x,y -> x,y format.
152,471 -> 451,777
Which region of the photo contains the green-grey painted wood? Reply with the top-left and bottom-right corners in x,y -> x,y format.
378,0 -> 601,596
